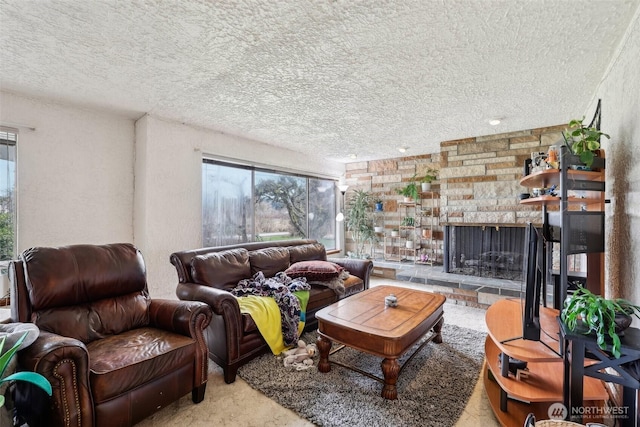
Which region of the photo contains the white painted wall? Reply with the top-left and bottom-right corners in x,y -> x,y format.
135,115 -> 344,298
0,93 -> 344,300
587,9 -> 640,320
0,91 -> 135,249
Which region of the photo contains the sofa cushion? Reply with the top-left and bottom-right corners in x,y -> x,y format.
341,274 -> 365,297
285,260 -> 345,281
248,247 -> 290,277
21,244 -> 151,341
305,286 -> 339,312
191,249 -> 250,290
288,243 -> 327,264
33,292 -> 150,343
88,327 -> 195,404
22,244 -> 147,309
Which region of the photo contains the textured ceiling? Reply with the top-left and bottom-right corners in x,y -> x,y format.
1,1 -> 638,163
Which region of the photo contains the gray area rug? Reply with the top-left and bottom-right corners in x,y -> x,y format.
237,324 -> 485,427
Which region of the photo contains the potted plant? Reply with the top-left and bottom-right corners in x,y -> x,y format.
561,286 -> 640,358
0,328 -> 52,411
396,183 -> 418,202
391,228 -> 399,237
374,198 -> 383,212
401,217 -> 414,227
396,174 -> 420,202
563,117 -> 610,169
344,190 -> 376,258
420,168 -> 438,191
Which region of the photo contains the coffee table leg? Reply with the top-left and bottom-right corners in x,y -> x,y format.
317,335 -> 332,373
381,358 -> 400,400
432,317 -> 444,344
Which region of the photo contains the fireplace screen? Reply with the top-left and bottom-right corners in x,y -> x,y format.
445,225 -> 525,280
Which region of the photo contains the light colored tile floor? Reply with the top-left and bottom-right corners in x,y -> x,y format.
138,277 -> 500,427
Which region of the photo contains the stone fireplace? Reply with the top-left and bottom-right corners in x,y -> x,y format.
344,123 -> 566,281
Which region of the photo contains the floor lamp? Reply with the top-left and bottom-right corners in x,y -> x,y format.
336,183 -> 348,222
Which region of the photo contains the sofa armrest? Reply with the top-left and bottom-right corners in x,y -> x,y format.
330,258 -> 374,289
148,299 -> 212,337
176,282 -> 247,367
176,282 -> 240,316
177,281 -> 243,335
149,299 -> 212,388
18,331 -> 92,427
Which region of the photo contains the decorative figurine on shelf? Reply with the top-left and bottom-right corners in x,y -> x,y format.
530,151 -> 547,173
547,145 -> 559,169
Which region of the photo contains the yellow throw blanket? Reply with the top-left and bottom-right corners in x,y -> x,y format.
237,290 -> 309,355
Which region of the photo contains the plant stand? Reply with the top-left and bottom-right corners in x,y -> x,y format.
560,320 -> 640,426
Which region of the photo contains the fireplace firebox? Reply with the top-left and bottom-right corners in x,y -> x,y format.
443,225 -> 525,280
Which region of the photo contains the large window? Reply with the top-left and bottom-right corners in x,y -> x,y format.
0,130 -> 16,262
202,160 -> 336,249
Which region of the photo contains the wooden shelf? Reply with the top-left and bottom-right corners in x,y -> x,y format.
483,363 -> 555,427
485,299 -> 561,362
484,298 -> 608,426
520,195 -> 560,205
519,168 -> 604,189
520,196 -> 605,206
482,364 -> 607,427
485,337 -> 606,402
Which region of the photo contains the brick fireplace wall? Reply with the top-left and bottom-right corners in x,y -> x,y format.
343,124 -> 567,254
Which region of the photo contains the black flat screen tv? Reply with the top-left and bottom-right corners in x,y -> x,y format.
522,222 -> 542,341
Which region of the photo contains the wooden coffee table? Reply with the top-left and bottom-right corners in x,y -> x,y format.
315,285 -> 445,400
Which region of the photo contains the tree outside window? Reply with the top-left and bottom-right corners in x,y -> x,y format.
254,172 -> 307,241
202,160 -> 336,250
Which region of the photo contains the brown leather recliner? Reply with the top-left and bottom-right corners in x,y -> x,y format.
9,243 -> 213,427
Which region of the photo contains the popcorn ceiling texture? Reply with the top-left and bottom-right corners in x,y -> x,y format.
0,0 -> 638,162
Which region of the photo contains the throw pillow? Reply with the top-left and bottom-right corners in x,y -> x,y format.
285,260 -> 344,281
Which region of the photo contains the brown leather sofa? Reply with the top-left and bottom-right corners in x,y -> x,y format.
170,239 -> 373,383
9,243 -> 213,427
